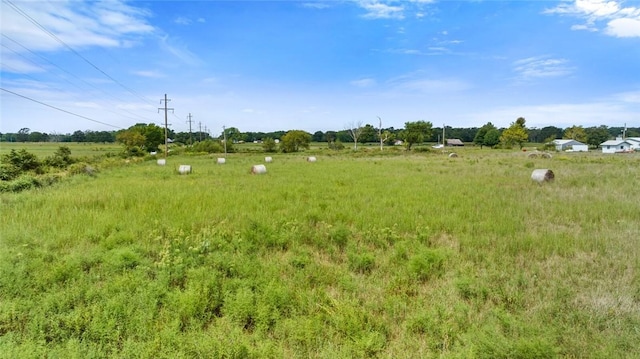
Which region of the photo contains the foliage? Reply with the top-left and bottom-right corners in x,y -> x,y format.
563,125 -> 588,143
0,149 -> 43,180
280,130 -> 311,153
474,122 -> 499,148
116,123 -> 165,154
328,139 -> 345,150
585,126 -> 611,148
44,146 -> 75,169
402,121 -> 433,150
262,138 -> 277,153
500,117 -> 529,149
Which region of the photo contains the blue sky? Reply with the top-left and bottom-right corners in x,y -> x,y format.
1,0 -> 639,135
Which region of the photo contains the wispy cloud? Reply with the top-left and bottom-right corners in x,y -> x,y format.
302,2 -> 332,10
350,78 -> 377,88
158,35 -> 202,66
0,0 -> 154,73
174,16 -> 192,25
513,56 -> 574,81
132,70 -> 164,78
386,71 -> 471,93
545,0 -> 640,37
358,1 -> 405,20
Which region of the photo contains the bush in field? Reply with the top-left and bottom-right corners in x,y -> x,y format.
262,137 -> 277,153
0,149 -> 43,180
328,139 -> 345,150
409,248 -> 448,281
44,146 -> 75,168
280,130 -> 311,153
188,140 -> 234,154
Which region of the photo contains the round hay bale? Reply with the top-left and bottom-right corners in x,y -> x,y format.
307,156 -> 317,162
157,159 -> 166,166
178,165 -> 192,175
265,156 -> 273,163
527,153 -> 539,159
541,153 -> 552,159
251,164 -> 267,174
150,151 -> 157,156
448,153 -> 458,158
217,158 -> 226,164
531,169 -> 554,184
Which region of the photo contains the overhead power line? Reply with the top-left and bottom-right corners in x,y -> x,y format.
3,0 -> 157,108
1,87 -> 122,129
1,33 -> 156,123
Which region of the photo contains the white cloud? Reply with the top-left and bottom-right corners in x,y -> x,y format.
132,70 -> 164,78
0,0 -> 154,73
513,56 -> 574,80
605,17 -> 640,37
546,0 -> 640,37
302,2 -> 331,10
359,1 -> 405,20
174,16 -> 191,25
350,78 -> 377,87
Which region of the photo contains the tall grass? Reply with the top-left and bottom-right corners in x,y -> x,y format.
1,149 -> 639,357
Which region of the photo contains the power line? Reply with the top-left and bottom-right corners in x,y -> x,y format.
3,0 -> 157,108
1,87 -> 122,129
1,33 -> 156,123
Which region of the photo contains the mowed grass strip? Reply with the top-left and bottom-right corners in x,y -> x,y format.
0,150 -> 639,358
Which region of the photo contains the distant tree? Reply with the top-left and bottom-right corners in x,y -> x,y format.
223,127 -> 245,143
71,130 -> 86,142
484,129 -> 501,148
44,146 -> 74,168
500,117 -> 528,149
359,124 -> 378,143
116,130 -> 145,153
280,130 -> 311,153
474,122 -> 497,148
28,131 -> 48,142
539,126 -> 563,142
312,131 -> 325,142
585,126 -> 611,148
402,121 -> 433,150
381,130 -> 395,146
563,125 -> 588,143
325,131 -> 337,143
262,137 -> 277,152
17,128 -> 30,142
346,121 -> 364,150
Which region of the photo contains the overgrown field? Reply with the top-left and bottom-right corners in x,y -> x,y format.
0,142 -> 121,158
1,149 -> 639,358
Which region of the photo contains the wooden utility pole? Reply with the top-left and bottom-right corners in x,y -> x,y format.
378,116 -> 383,151
186,113 -> 194,146
158,94 -> 174,158
223,125 -> 227,157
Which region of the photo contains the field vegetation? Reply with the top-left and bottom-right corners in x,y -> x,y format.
0,144 -> 639,358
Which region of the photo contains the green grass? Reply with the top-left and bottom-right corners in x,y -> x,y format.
1,148 -> 639,357
0,142 -> 121,158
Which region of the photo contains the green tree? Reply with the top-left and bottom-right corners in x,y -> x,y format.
500,117 -> 528,149
312,131 -> 325,142
262,137 -> 277,153
585,126 -> 611,148
484,129 -> 501,148
280,130 -> 311,153
474,122 -> 497,148
17,128 -> 30,142
402,121 -> 433,150
563,125 -> 588,143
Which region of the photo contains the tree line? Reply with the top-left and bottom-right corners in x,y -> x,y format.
2,123 -> 637,149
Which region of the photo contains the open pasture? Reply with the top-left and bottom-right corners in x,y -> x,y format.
1,149 -> 639,358
0,142 -> 121,159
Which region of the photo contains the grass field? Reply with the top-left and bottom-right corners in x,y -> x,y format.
1,146 -> 639,358
0,142 -> 122,158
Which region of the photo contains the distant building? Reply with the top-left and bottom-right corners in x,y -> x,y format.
600,138 -> 637,153
552,139 -> 588,152
446,139 -> 464,146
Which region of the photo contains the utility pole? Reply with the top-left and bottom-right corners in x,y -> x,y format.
198,122 -> 203,142
186,113 -> 194,147
158,94 -> 174,158
204,125 -> 209,140
378,116 -> 383,151
223,125 -> 227,157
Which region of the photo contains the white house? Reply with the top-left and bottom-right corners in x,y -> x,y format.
627,138 -> 640,150
600,139 -> 636,153
552,139 -> 588,152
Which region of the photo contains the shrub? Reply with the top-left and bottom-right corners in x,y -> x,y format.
1,149 -> 43,180
44,146 -> 75,168
262,137 -> 277,153
408,248 -> 448,281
